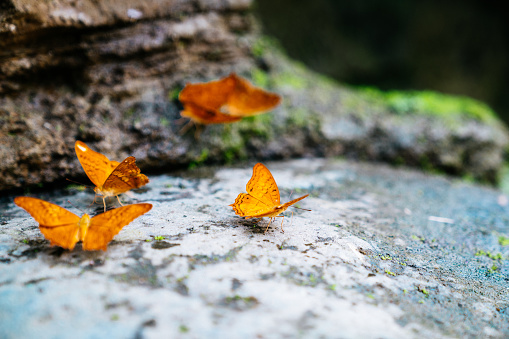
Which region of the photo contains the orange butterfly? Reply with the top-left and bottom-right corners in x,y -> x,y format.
75,141 -> 149,211
230,163 -> 309,233
178,73 -> 281,125
14,197 -> 152,251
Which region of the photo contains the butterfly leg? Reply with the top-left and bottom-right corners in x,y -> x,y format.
276,215 -> 285,233
89,194 -> 98,207
178,119 -> 195,135
194,124 -> 204,139
174,117 -> 189,125
115,195 -> 124,207
264,218 -> 274,234
102,196 -> 107,212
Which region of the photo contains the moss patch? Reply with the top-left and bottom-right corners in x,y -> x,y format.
357,87 -> 498,124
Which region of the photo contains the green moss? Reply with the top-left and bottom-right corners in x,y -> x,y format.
154,236 -> 165,241
251,36 -> 282,58
357,87 -> 498,123
160,117 -> 170,127
220,126 -> 246,163
499,164 -> 509,194
380,255 -> 392,261
419,154 -> 434,172
110,314 -> 119,321
219,113 -> 275,163
168,87 -> 181,101
66,184 -> 86,192
476,249 -> 504,260
411,235 -> 425,242
179,325 -> 189,333
189,148 -> 209,169
273,70 -> 307,89
498,236 -> 509,246
238,114 -> 274,138
251,69 -> 270,88
286,107 -> 308,127
384,269 -> 396,276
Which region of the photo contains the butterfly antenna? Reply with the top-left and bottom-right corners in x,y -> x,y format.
280,215 -> 285,233
288,189 -> 294,200
293,206 -> 312,212
66,200 -> 85,214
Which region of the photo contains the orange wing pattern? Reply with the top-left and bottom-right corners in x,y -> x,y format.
178,73 -> 281,125
101,157 -> 150,195
14,197 -> 81,250
179,75 -> 236,111
15,197 -> 152,251
75,141 -> 149,208
75,140 -> 120,187
180,102 -> 242,125
225,74 -> 282,117
246,163 -> 280,206
230,163 -> 308,220
14,197 -> 80,227
84,203 -> 152,251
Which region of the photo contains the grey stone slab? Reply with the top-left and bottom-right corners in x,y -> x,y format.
0,159 -> 508,338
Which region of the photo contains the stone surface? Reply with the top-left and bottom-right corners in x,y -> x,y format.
1,0 -> 508,191
1,158 -> 508,338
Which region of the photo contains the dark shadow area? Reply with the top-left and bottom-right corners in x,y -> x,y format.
255,0 -> 509,125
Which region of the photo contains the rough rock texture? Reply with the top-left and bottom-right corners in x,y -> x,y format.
1,0 -> 508,192
1,159 -> 508,338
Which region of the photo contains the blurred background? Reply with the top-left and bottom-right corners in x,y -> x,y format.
255,0 -> 509,125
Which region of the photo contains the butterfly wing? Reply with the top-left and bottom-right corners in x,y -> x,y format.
14,197 -> 81,250
75,140 -> 120,187
230,193 -> 273,218
230,163 -> 281,218
83,203 -> 152,251
180,102 -> 242,125
179,75 -> 236,111
101,157 -> 149,195
246,163 -> 280,206
223,74 -> 281,116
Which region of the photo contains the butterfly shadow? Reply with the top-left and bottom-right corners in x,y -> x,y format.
10,239 -> 107,268
228,217 -> 282,235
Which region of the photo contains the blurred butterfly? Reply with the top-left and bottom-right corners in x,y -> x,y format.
230,163 -> 309,233
14,197 -> 152,251
178,73 -> 281,127
75,140 -> 149,211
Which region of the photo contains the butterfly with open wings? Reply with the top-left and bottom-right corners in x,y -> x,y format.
15,197 -> 152,251
178,73 -> 281,128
